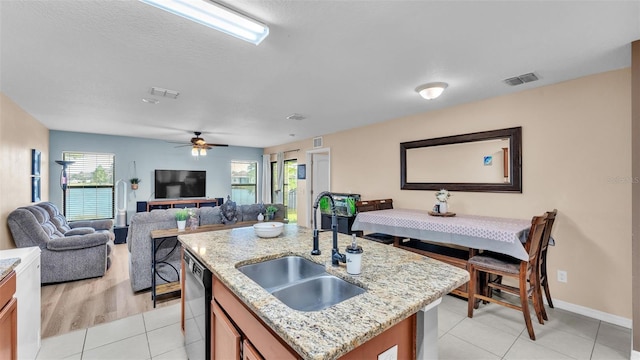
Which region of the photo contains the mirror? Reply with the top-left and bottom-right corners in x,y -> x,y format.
400,127 -> 522,192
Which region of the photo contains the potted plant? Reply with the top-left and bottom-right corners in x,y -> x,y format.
129,178 -> 141,190
265,205 -> 278,221
175,209 -> 189,231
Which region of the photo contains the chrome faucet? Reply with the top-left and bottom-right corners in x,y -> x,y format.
311,191 -> 346,266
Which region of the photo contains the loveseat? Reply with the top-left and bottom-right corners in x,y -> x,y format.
127,203 -> 285,292
7,202 -> 114,284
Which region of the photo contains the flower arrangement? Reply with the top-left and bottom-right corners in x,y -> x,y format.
435,189 -> 451,203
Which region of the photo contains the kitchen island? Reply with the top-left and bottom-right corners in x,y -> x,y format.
178,224 -> 468,359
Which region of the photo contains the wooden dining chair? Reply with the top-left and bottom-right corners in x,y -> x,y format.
467,214 -> 547,341
537,209 -> 557,320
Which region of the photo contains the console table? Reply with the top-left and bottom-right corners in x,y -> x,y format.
150,221 -> 258,307
146,198 -> 220,212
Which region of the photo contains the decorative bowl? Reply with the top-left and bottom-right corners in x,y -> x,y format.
253,222 -> 284,238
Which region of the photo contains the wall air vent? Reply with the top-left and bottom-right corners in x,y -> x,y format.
313,137 -> 323,148
503,72 -> 539,86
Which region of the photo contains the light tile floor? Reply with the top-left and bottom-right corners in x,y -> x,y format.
36,295 -> 631,360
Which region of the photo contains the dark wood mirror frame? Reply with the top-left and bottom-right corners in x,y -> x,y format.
400,127 -> 522,193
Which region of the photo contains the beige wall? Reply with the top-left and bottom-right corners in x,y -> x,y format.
266,69 -> 632,318
0,92 -> 49,249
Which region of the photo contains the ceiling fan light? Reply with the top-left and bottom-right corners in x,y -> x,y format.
416,82 -> 448,100
192,147 -> 199,156
199,148 -> 207,156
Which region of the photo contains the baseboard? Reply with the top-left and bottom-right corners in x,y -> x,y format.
552,299 -> 632,328
631,349 -> 640,360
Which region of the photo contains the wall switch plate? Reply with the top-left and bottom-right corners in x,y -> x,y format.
557,270 -> 567,283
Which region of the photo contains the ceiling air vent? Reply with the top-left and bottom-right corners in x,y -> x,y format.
150,87 -> 180,99
313,137 -> 323,148
503,72 -> 539,86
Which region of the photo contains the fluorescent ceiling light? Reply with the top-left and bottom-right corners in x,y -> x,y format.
140,0 -> 269,45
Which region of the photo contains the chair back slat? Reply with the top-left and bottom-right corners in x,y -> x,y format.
377,199 -> 393,210
526,215 -> 548,264
356,200 -> 378,213
540,209 -> 557,252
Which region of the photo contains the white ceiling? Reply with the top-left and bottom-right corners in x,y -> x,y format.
1,1 -> 639,148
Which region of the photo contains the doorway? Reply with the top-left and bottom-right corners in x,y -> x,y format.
307,149 -> 330,228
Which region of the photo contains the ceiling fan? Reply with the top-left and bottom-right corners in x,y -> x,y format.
173,131 -> 228,156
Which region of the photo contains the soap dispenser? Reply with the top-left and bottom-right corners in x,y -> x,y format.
345,234 -> 363,275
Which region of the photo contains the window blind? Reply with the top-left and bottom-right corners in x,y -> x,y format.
63,152 -> 115,221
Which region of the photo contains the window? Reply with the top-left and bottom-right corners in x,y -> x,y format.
63,152 -> 115,221
231,161 -> 257,205
271,159 -> 297,222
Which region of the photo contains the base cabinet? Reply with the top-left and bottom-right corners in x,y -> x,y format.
0,272 -> 17,360
212,277 -> 298,360
242,340 -> 264,360
211,275 -> 416,360
211,301 -> 241,359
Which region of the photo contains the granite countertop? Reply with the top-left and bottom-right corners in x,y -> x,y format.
179,224 -> 469,360
0,258 -> 21,281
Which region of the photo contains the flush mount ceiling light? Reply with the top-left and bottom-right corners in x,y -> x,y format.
415,82 -> 449,100
142,98 -> 159,104
139,0 -> 269,45
286,113 -> 306,121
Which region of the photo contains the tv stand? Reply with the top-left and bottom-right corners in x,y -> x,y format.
146,198 -> 220,212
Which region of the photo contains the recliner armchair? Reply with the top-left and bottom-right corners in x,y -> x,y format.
7,202 -> 114,284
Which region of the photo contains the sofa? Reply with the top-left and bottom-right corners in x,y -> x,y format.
127,203 -> 285,292
7,202 -> 114,284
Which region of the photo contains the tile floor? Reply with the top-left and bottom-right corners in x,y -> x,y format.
36,295 -> 631,360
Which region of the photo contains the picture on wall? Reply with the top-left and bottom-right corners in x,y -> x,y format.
32,176 -> 41,202
32,149 -> 41,176
297,164 -> 306,180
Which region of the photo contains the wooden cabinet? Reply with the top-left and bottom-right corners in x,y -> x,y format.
0,272 -> 18,360
211,275 -> 417,359
213,277 -> 298,360
243,340 -> 263,360
211,301 -> 241,360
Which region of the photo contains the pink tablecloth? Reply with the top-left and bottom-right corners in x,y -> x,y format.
352,208 -> 532,260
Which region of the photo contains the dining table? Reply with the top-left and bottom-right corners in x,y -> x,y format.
351,208 -> 539,261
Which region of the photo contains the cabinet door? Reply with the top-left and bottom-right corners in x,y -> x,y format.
212,301 -> 241,360
0,297 -> 17,360
242,340 -> 264,360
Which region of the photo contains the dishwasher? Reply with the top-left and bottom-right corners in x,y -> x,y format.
184,249 -> 212,360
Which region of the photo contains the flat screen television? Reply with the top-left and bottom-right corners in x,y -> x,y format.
154,170 -> 206,199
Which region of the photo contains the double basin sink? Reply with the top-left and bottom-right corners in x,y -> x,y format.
237,256 -> 365,312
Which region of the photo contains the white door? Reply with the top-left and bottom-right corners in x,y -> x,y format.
310,152 -> 330,228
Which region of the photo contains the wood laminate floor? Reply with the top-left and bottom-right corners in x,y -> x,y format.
40,243 -> 180,339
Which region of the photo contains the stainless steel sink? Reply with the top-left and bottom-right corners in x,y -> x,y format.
237,256 -> 365,311
237,256 -> 325,292
270,275 -> 365,311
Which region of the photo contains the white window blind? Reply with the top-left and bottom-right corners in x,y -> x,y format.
63,152 -> 115,221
